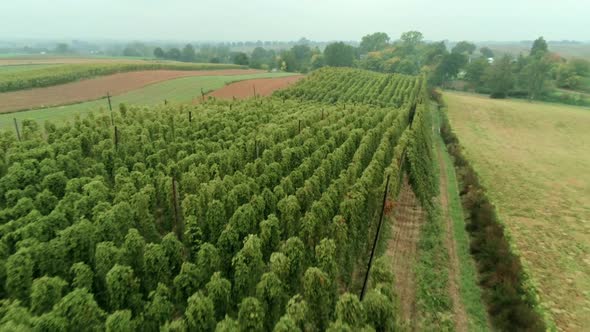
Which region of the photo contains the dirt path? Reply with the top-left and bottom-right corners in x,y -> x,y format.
436,138 -> 469,332
206,75 -> 303,100
386,178 -> 425,325
0,69 -> 263,113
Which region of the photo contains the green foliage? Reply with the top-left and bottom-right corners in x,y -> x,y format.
52,288 -> 105,331
30,276 -> 66,315
360,32 -> 390,53
105,264 -> 140,312
302,267 -> 335,331
205,272 -> 231,321
232,235 -> 264,301
324,42 -> 355,67
237,297 -> 264,332
105,310 -> 134,332
185,292 -> 215,332
484,55 -> 514,98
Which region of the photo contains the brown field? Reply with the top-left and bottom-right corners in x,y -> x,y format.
0,57 -> 150,65
0,69 -> 263,113
206,75 -> 303,100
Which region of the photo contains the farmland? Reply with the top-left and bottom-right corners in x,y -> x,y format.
444,91 -> 590,330
0,69 -> 264,114
0,68 -> 446,330
0,61 -> 246,93
0,72 -> 296,129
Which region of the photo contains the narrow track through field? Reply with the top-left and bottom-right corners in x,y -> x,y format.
386,178 -> 425,325
436,141 -> 469,332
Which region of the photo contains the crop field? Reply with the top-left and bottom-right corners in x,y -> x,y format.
0,69 -> 264,113
207,75 -> 304,100
0,68 -> 443,330
445,91 -> 590,330
0,62 -> 246,93
0,72 -> 296,129
0,64 -> 61,73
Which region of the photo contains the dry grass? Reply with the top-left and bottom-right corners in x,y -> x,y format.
445,91 -> 590,331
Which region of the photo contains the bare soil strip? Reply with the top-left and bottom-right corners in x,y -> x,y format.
436,144 -> 469,332
206,75 -> 304,100
386,178 -> 425,325
0,69 -> 263,113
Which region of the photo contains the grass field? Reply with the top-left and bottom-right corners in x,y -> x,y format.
445,91 -> 590,331
0,64 -> 60,73
0,72 -> 296,130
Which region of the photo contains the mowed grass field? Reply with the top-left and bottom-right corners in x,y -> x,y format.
0,72 -> 296,130
445,91 -> 590,330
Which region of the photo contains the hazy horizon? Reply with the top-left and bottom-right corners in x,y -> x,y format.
2,0 -> 589,42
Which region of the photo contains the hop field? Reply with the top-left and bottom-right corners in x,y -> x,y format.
0,68 -> 436,330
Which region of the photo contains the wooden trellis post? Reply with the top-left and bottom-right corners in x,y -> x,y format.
360,174 -> 391,301
13,118 -> 21,142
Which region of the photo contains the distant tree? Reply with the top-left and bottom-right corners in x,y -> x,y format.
123,46 -> 141,57
432,52 -> 468,85
238,297 -> 265,332
106,310 -> 134,332
54,43 -> 69,54
399,30 -> 424,54
465,57 -> 490,86
521,55 -> 552,100
530,37 -> 548,57
452,41 -> 477,55
154,47 -> 165,59
30,276 -> 67,315
185,292 -> 215,332
324,42 -> 355,67
181,44 -> 197,62
53,288 -> 105,331
360,32 -> 390,53
480,46 -> 495,58
166,48 -> 181,61
233,52 -> 250,66
555,63 -> 582,89
484,55 -> 514,98
311,54 -> 325,70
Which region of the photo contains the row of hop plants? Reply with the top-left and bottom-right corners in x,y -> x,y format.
0,89 -> 416,331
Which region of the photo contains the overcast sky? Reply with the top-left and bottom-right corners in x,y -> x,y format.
2,0 -> 589,42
